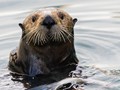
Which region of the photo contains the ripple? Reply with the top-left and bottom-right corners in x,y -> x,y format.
0,0 -> 120,90
0,10 -> 30,17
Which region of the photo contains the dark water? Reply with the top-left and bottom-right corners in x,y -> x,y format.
1,0 -> 120,90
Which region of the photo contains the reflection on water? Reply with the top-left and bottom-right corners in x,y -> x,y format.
0,0 -> 120,90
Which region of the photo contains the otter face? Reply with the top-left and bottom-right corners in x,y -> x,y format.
19,8 -> 77,45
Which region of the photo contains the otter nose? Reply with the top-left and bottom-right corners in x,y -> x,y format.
42,15 -> 56,29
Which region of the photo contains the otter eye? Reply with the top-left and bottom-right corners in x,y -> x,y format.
58,12 -> 64,20
32,16 -> 36,22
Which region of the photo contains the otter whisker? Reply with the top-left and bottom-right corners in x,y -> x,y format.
53,26 -> 61,42
36,30 -> 40,45
38,30 -> 43,45
43,32 -> 47,43
28,34 -> 34,45
39,29 -> 47,45
61,26 -> 71,37
50,33 -> 54,41
37,32 -> 40,45
27,31 -> 36,45
37,30 -> 42,45
37,30 -> 43,45
36,29 -> 43,45
41,31 -> 46,44
33,30 -> 37,45
56,31 -> 60,42
55,32 -> 57,41
22,30 -> 33,40
59,30 -> 65,40
38,29 -> 44,45
52,27 -> 60,42
38,30 -> 44,45
57,30 -> 62,42
60,27 -> 74,43
59,30 -> 66,42
33,29 -> 40,45
61,30 -> 71,43
45,33 -> 49,42
30,30 -> 38,45
62,29 -> 73,38
23,31 -> 34,44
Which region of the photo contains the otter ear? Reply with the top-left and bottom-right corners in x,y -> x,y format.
19,23 -> 25,31
73,18 -> 77,26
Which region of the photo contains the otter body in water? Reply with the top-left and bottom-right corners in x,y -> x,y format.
8,8 -> 80,87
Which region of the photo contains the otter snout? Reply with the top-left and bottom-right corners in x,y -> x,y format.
42,15 -> 56,29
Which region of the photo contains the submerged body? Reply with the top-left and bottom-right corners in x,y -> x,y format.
8,8 -> 80,88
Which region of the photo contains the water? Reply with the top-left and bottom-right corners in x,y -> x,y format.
0,0 -> 120,90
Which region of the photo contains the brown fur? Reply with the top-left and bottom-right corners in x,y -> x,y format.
8,8 -> 78,88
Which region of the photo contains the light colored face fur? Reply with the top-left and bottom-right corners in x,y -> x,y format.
21,8 -> 76,45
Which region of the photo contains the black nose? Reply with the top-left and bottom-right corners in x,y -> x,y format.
42,15 -> 56,29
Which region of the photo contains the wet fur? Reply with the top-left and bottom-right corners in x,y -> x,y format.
8,8 -> 78,88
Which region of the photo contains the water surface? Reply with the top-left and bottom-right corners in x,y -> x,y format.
0,0 -> 120,90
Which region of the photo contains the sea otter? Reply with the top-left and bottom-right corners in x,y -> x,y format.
8,8 -> 80,88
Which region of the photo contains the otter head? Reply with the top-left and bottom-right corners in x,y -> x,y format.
19,8 -> 77,46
